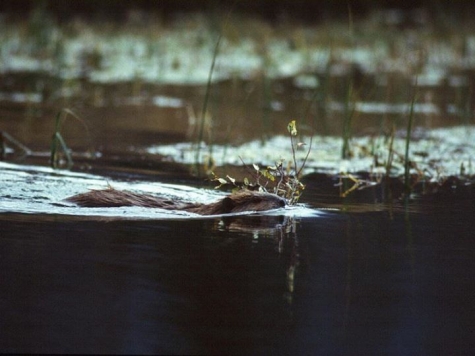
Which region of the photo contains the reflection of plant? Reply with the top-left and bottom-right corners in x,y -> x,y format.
337,174 -> 377,198
212,120 -> 310,205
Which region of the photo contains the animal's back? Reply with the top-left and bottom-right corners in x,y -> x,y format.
66,188 -> 176,208
66,188 -> 286,215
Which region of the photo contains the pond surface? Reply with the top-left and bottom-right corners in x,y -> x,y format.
0,162 -> 474,355
1,7 -> 475,355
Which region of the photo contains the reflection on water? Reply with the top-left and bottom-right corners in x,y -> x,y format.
1,184 -> 474,355
1,72 -> 473,150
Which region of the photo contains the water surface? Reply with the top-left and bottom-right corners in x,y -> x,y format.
1,168 -> 474,355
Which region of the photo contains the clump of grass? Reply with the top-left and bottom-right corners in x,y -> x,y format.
50,108 -> 91,169
337,75 -> 427,200
212,120 -> 310,205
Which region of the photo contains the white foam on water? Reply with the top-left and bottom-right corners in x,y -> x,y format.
0,162 -> 317,220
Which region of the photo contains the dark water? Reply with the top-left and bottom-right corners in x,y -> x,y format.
1,181 -> 474,355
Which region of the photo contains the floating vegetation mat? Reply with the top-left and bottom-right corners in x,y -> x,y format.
148,126 -> 475,181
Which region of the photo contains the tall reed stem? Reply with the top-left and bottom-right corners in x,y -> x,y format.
194,32 -> 222,175
404,77 -> 418,194
193,3 -> 236,176
341,80 -> 354,159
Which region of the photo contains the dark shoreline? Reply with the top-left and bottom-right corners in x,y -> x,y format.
1,0 -> 472,24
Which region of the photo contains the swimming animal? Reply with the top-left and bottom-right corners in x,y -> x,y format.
66,188 -> 286,215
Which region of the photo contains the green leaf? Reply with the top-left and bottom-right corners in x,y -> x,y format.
261,170 -> 275,181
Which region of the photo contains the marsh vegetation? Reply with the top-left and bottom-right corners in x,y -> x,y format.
1,3 -> 474,200
1,3 -> 475,355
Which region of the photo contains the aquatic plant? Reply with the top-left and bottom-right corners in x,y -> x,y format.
404,78 -> 418,194
193,4 -> 237,176
212,120 -> 310,205
50,109 -> 92,169
341,4 -> 356,160
341,79 -> 355,159
0,131 -> 32,159
456,80 -> 473,126
385,124 -> 396,179
193,30 -> 221,176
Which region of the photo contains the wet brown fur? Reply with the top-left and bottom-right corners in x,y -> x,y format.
66,188 -> 286,215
